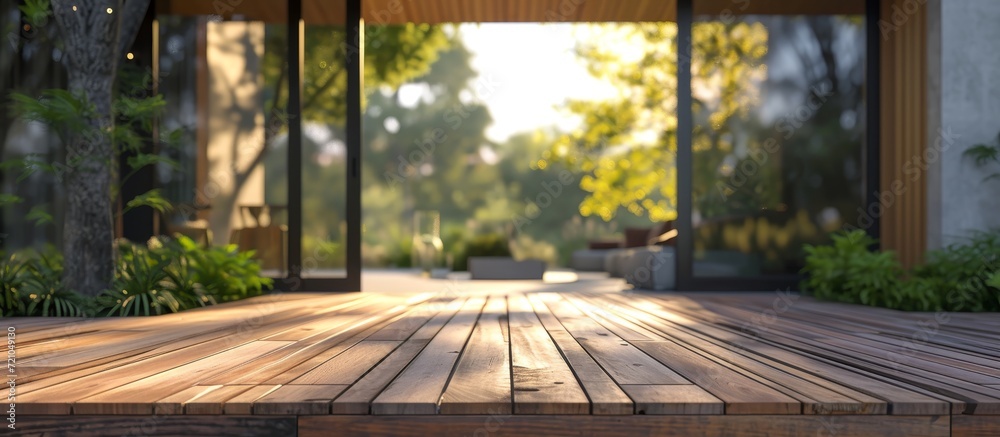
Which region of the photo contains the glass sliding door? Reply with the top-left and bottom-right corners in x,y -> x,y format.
157,0 -> 291,277
677,0 -> 873,289
156,0 -> 362,291
290,0 -> 362,289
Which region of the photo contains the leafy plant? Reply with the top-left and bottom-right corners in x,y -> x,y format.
96,242 -> 189,316
167,235 -> 272,302
452,233 -> 512,271
909,230 -> 1000,312
965,131 -> 1000,182
0,255 -> 27,316
801,230 -> 903,307
802,229 -> 1000,312
17,251 -> 87,317
94,235 -> 272,316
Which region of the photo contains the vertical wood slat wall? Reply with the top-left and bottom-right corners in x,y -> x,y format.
879,0 -> 927,269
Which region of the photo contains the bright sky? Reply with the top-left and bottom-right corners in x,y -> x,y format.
455,23 -> 618,143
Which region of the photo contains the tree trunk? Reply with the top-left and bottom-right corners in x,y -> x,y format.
50,0 -> 150,296
62,75 -> 116,296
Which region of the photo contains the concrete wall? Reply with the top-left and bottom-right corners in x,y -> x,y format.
927,0 -> 1000,248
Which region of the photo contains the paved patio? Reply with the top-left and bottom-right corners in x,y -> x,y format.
8,272 -> 1000,436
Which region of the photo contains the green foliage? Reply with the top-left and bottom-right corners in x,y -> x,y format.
801,230 -> 903,307
12,250 -> 87,317
123,189 -> 173,215
965,131 -> 1000,182
552,22 -> 768,222
0,255 -> 26,316
9,89 -> 95,140
95,235 -> 272,316
453,234 -> 512,272
98,243 -> 186,316
167,235 -> 272,303
802,230 -> 1000,312
907,231 -> 1000,312
0,236 -> 271,317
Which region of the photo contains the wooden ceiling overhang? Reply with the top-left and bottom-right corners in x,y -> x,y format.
159,0 -> 865,24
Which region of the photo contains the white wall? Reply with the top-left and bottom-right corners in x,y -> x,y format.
927,0 -> 1000,248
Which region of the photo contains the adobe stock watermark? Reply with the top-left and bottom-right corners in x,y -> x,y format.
878,0 -> 926,40
510,170 -> 575,232
843,125 -> 959,233
716,82 -> 834,201
884,255 -> 996,371
383,74 -> 501,188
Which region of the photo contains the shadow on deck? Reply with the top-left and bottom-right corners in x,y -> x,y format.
8,272 -> 1000,436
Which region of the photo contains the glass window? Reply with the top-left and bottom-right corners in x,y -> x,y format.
689,5 -> 867,277
157,0 -> 289,276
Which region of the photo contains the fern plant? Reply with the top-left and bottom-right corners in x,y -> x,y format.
17,251 -> 87,317
0,254 -> 27,316
96,242 -> 190,316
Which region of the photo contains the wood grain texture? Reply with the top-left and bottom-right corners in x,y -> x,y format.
371,297 -> 486,414
542,296 -> 688,385
16,415 -> 296,436
253,385 -> 347,415
16,288 -> 1000,430
71,341 -> 293,415
298,414 -> 949,437
526,294 -> 633,415
953,415 -> 1000,437
508,294 -> 590,415
292,341 -> 402,385
621,385 -> 724,415
634,340 -> 801,414
439,296 -> 512,414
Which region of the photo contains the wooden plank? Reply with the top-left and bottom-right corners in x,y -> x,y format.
292,341 -> 402,385
253,384 -> 347,415
265,298 -> 450,385
331,299 -> 466,414
525,294 -> 633,415
224,385 -> 280,415
609,293 -> 955,415
331,340 -> 430,415
542,295 -> 688,385
583,294 -> 887,415
371,297 -> 486,414
299,415 -> 950,437
621,385 -> 724,414
439,296 -> 512,414
18,415 -> 296,436
201,305 -> 410,385
154,385 -> 223,415
507,294 -> 589,415
71,341 -> 293,415
365,298 -> 451,341
953,415 -> 1000,437
186,385 -> 258,415
633,340 -> 801,414
19,293 -> 374,388
681,298 -> 1000,414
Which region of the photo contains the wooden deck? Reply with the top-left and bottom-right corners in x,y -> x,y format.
8,275 -> 1000,436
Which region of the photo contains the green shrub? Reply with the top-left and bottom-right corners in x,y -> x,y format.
801,229 -> 1000,312
167,235 -> 272,303
1,234 -> 272,317
908,230 -> 1000,311
0,254 -> 26,316
95,235 -> 273,315
453,233 -> 511,271
2,250 -> 87,317
801,230 -> 903,307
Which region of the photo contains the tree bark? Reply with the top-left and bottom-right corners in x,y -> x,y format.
50,0 -> 149,296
